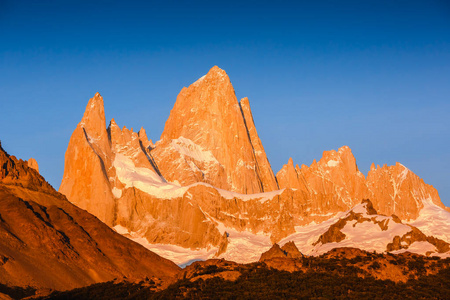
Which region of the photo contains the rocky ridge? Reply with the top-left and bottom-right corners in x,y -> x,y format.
276,146 -> 445,221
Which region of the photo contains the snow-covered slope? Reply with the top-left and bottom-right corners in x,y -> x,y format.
114,199 -> 450,266
410,198 -> 450,242
285,200 -> 450,258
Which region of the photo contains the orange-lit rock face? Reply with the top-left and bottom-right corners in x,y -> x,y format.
59,93 -> 116,226
276,147 -> 444,220
366,162 -> 443,220
156,66 -> 277,194
277,146 -> 369,214
239,97 -> 278,192
276,157 -> 302,190
108,119 -> 155,171
27,158 -> 39,173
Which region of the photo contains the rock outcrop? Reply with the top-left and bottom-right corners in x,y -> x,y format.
259,244 -> 288,261
281,241 -> 304,258
259,242 -> 303,261
59,93 -> 116,226
27,158 -> 39,173
0,143 -> 179,291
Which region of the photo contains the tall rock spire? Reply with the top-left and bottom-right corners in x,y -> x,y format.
80,92 -> 107,138
276,157 -> 301,190
60,92 -> 115,225
155,66 -> 276,193
239,97 -> 278,192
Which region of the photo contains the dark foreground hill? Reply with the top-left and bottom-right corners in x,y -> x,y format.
37,248 -> 450,299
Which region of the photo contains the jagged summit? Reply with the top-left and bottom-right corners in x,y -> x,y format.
27,157 -> 39,173
80,92 -> 107,139
276,145 -> 444,220
209,65 -> 227,75
156,66 -> 278,193
60,91 -> 164,226
192,66 -> 230,86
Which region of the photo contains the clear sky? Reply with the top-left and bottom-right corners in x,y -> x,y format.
1,0 -> 449,206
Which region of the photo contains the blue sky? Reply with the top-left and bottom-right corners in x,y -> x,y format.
1,0 -> 449,206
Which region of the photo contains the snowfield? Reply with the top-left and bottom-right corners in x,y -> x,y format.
113,199 -> 450,266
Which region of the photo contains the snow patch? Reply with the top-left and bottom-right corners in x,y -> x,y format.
351,202 -> 369,214
336,219 -> 411,253
192,74 -> 206,86
390,241 -> 437,255
140,242 -> 218,268
113,226 -> 219,267
215,188 -> 285,204
399,164 -> 409,182
112,187 -> 122,198
279,213 -> 346,255
113,225 -> 129,235
280,203 -> 412,256
113,153 -> 189,199
410,198 -> 450,243
214,219 -> 272,263
113,152 -> 285,203
327,160 -> 339,167
171,137 -> 220,164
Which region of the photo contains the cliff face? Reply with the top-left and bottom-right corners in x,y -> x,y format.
155,66 -> 278,194
27,158 -> 39,173
59,93 -> 116,226
277,146 -> 365,216
58,66 -> 449,263
0,143 -> 179,291
276,146 -> 444,221
366,162 -> 444,220
239,97 -> 278,192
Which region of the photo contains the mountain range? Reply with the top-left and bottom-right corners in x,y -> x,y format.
56,66 -> 450,266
